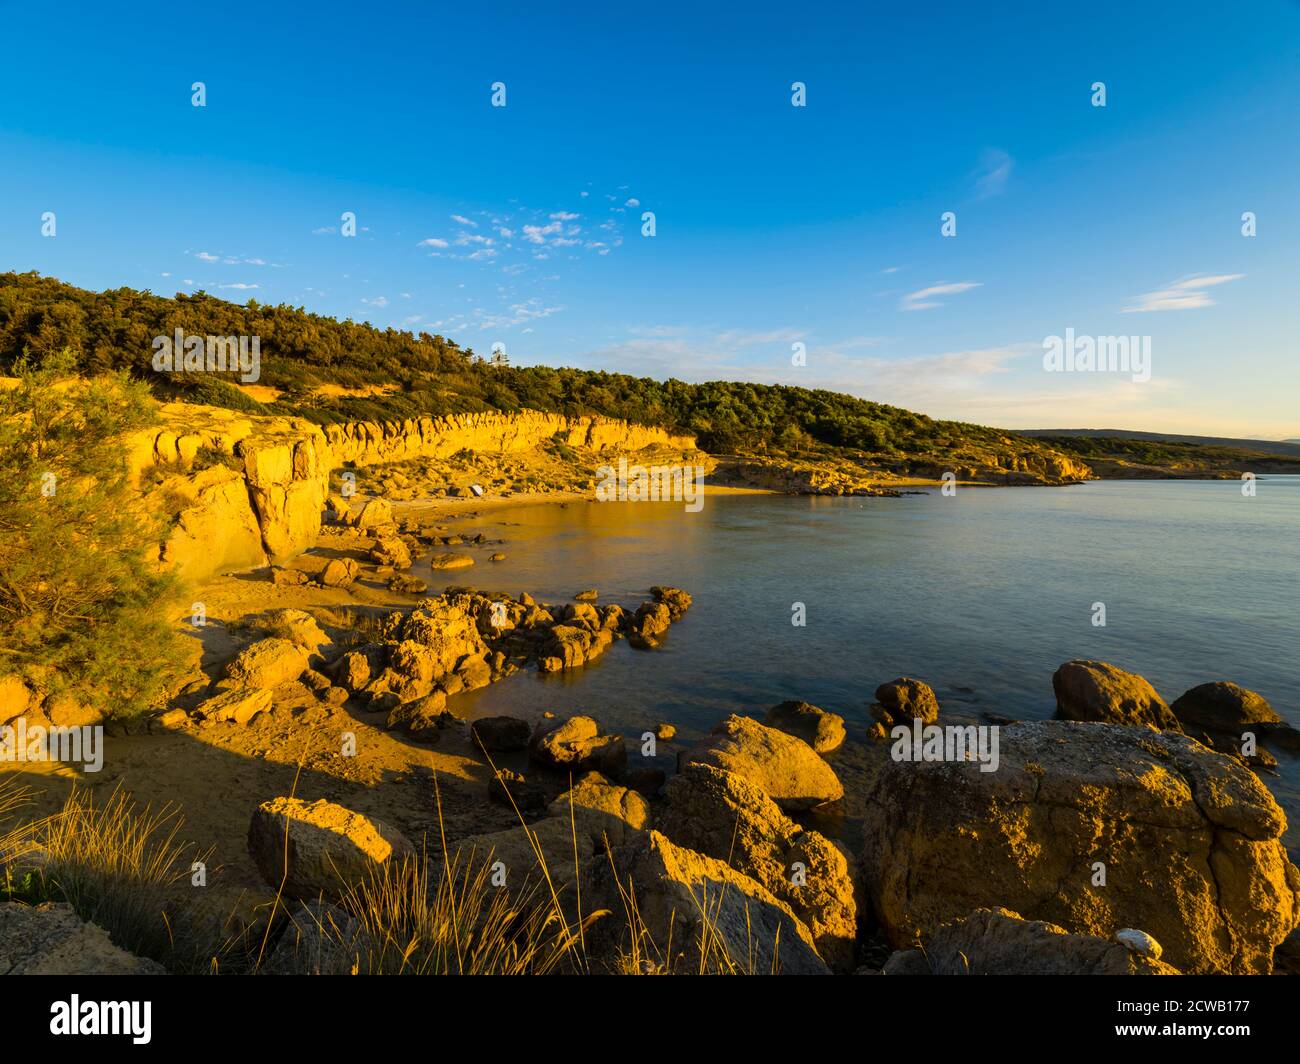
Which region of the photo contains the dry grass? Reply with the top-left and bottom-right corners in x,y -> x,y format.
0,773 -> 785,976
0,781 -> 224,972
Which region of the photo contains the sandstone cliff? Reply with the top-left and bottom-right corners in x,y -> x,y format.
130,405 -> 695,581
322,410 -> 695,467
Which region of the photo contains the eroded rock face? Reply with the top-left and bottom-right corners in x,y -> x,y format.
248,797 -> 414,900
659,762 -> 857,970
582,830 -> 829,975
159,466 -> 268,578
859,720 -> 1300,974
681,715 -> 843,811
323,410 -> 695,468
0,902 -> 165,975
1053,660 -> 1181,730
921,908 -> 1180,976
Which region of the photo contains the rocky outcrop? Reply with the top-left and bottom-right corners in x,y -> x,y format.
130,403 -> 329,578
917,908 -> 1180,975
323,410 -> 695,468
0,902 -> 166,974
859,720 -> 1300,974
681,715 -> 843,811
659,762 -> 857,970
582,830 -> 830,975
1052,660 -> 1181,730
547,771 -> 651,850
158,466 -> 268,578
247,797 -> 414,900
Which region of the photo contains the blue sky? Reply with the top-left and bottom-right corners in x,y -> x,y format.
1,0 -> 1297,436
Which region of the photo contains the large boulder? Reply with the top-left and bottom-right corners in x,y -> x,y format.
451,818 -> 592,891
859,720 -> 1300,974
680,714 -> 843,811
252,608 -> 330,657
582,831 -> 829,975
223,637 -> 309,689
547,772 -> 651,850
0,902 -> 166,974
870,678 -> 939,728
1171,681 -> 1297,753
248,797 -> 414,900
193,687 -> 272,725
659,762 -> 857,970
1052,660 -> 1180,730
764,700 -> 846,754
920,908 -> 1180,975
472,715 -> 532,753
354,497 -> 394,530
530,716 -> 627,776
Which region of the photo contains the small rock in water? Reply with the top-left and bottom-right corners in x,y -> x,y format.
1113,928 -> 1162,960
574,589 -> 599,602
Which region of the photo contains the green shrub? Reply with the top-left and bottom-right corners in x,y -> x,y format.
0,350 -> 186,718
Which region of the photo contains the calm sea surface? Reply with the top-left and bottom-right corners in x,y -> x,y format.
446,477 -> 1300,851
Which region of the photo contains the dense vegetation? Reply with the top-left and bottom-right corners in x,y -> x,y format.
0,350 -> 185,717
0,271 -> 1060,463
1033,435 -> 1300,474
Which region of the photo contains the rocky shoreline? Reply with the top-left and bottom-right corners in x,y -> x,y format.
3,410 -> 1297,977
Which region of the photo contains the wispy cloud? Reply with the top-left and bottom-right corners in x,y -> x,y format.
451,214 -> 477,227
1122,273 -> 1244,313
419,237 -> 449,248
973,148 -> 1013,199
900,281 -> 982,312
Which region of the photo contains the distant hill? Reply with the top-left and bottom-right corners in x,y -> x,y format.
1020,428 -> 1300,459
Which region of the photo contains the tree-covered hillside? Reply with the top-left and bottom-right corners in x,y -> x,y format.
0,271 -> 1065,465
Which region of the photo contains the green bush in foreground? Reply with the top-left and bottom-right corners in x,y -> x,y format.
0,350 -> 184,718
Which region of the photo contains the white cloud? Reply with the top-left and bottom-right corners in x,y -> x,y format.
523,221 -> 563,244
625,198 -> 640,207
900,281 -> 982,311
451,214 -> 477,227
361,296 -> 389,307
1122,273 -> 1244,313
419,237 -> 449,248
195,251 -> 220,262
550,211 -> 579,221
219,283 -> 260,290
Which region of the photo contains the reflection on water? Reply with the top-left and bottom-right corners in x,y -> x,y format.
442,478 -> 1300,850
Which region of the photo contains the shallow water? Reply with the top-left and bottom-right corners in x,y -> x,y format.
446,477 -> 1300,852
